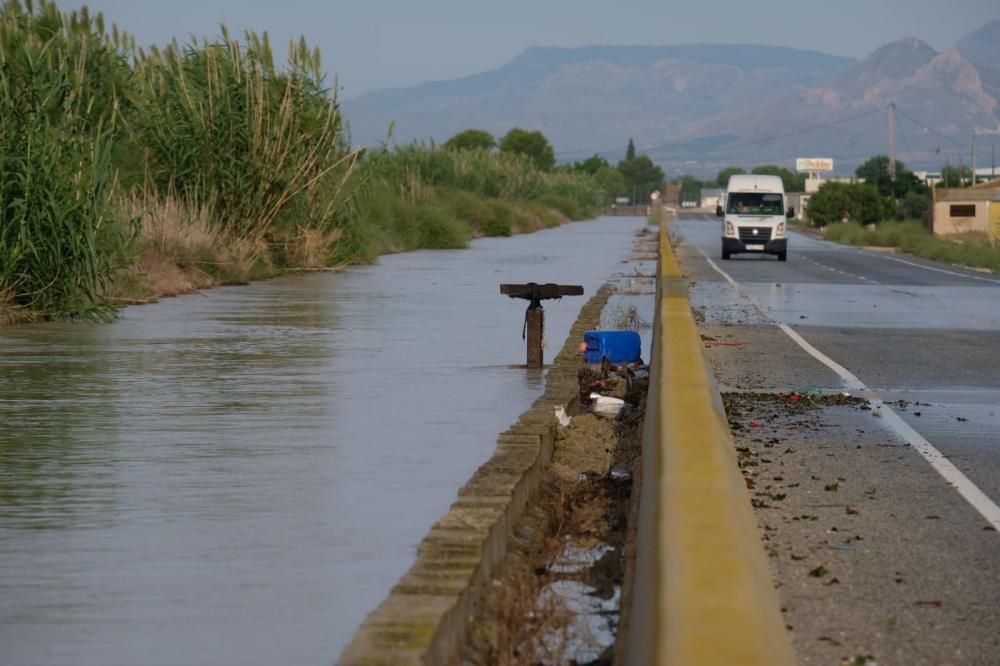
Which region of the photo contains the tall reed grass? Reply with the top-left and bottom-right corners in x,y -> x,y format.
128,29 -> 361,242
0,0 -> 135,320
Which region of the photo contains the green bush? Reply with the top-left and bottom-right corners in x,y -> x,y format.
806,181 -> 881,226
898,190 -> 929,221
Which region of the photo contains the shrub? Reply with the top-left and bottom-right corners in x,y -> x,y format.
898,190 -> 929,221
806,182 -> 880,226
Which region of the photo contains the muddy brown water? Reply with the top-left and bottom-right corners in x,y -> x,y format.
0,217 -> 649,666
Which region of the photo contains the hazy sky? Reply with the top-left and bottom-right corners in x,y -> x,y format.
79,0 -> 1000,98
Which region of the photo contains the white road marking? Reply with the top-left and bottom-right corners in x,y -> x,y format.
878,254 -> 1000,285
699,249 -> 1000,530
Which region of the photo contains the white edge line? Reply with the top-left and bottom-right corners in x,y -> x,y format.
697,247 -> 1000,530
879,254 -> 1000,284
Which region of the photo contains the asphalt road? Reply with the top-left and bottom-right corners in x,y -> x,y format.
673,214 -> 1000,665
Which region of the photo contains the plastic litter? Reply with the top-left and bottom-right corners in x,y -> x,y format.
582,330 -> 641,364
554,406 -> 572,427
590,393 -> 625,418
609,467 -> 632,482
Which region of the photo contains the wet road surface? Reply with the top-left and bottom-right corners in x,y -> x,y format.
0,217 -> 648,666
674,214 -> 1000,664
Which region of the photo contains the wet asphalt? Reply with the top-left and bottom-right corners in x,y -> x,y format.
674,214 -> 1000,665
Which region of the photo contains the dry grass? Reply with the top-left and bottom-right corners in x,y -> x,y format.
465,409 -> 642,664
109,192 -> 274,302
474,480 -> 576,666
281,226 -> 346,270
0,290 -> 37,326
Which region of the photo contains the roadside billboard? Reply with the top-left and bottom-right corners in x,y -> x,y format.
796,158 -> 834,172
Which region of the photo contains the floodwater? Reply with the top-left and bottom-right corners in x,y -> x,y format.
0,217 -> 648,666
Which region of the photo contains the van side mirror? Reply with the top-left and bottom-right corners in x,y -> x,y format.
715,205 -> 724,217
786,207 -> 795,219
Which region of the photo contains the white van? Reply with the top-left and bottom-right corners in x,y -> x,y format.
716,174 -> 792,261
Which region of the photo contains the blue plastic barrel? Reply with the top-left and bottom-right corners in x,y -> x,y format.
583,330 -> 641,364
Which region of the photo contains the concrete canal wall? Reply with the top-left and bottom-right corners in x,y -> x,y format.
339,286 -> 613,665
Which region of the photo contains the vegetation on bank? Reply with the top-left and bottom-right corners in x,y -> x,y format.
822,221 -> 1000,273
0,1 -> 603,323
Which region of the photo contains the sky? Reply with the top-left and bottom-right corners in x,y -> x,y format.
78,0 -> 1000,98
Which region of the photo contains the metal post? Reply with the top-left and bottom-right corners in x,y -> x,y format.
888,103 -> 897,181
972,130 -> 977,186
500,282 -> 583,369
525,306 -> 544,368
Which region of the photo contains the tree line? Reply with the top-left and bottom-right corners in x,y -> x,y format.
443,132 -> 666,206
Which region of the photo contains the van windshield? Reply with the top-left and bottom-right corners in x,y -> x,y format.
727,193 -> 784,215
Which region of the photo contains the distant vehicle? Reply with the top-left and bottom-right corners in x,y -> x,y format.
717,174 -> 793,261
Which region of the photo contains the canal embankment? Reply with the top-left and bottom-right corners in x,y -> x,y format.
339,226 -> 657,664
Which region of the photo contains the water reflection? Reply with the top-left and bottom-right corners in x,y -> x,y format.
0,217 -> 647,666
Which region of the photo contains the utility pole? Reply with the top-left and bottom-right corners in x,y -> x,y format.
888,103 -> 897,181
972,128 -> 977,186
972,126 -> 1000,184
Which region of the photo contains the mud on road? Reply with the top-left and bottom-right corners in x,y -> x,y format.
722,390 -> 1000,666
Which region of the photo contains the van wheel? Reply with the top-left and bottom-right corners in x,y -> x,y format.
777,251 -> 787,262
722,246 -> 731,260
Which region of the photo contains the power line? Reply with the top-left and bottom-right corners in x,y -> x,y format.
894,106 -> 967,147
895,116 -> 916,163
707,107 -> 883,153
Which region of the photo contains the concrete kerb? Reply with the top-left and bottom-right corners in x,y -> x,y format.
338,286 -> 614,665
620,218 -> 795,665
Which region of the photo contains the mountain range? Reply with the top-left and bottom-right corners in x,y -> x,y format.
343,21 -> 1000,176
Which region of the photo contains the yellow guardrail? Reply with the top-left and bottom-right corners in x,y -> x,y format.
622,216 -> 796,665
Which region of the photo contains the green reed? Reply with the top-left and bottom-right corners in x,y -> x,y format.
128,28 -> 360,242
0,0 -> 135,320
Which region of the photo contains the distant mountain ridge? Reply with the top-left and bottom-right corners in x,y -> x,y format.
343,25 -> 1000,175
957,20 -> 1000,109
